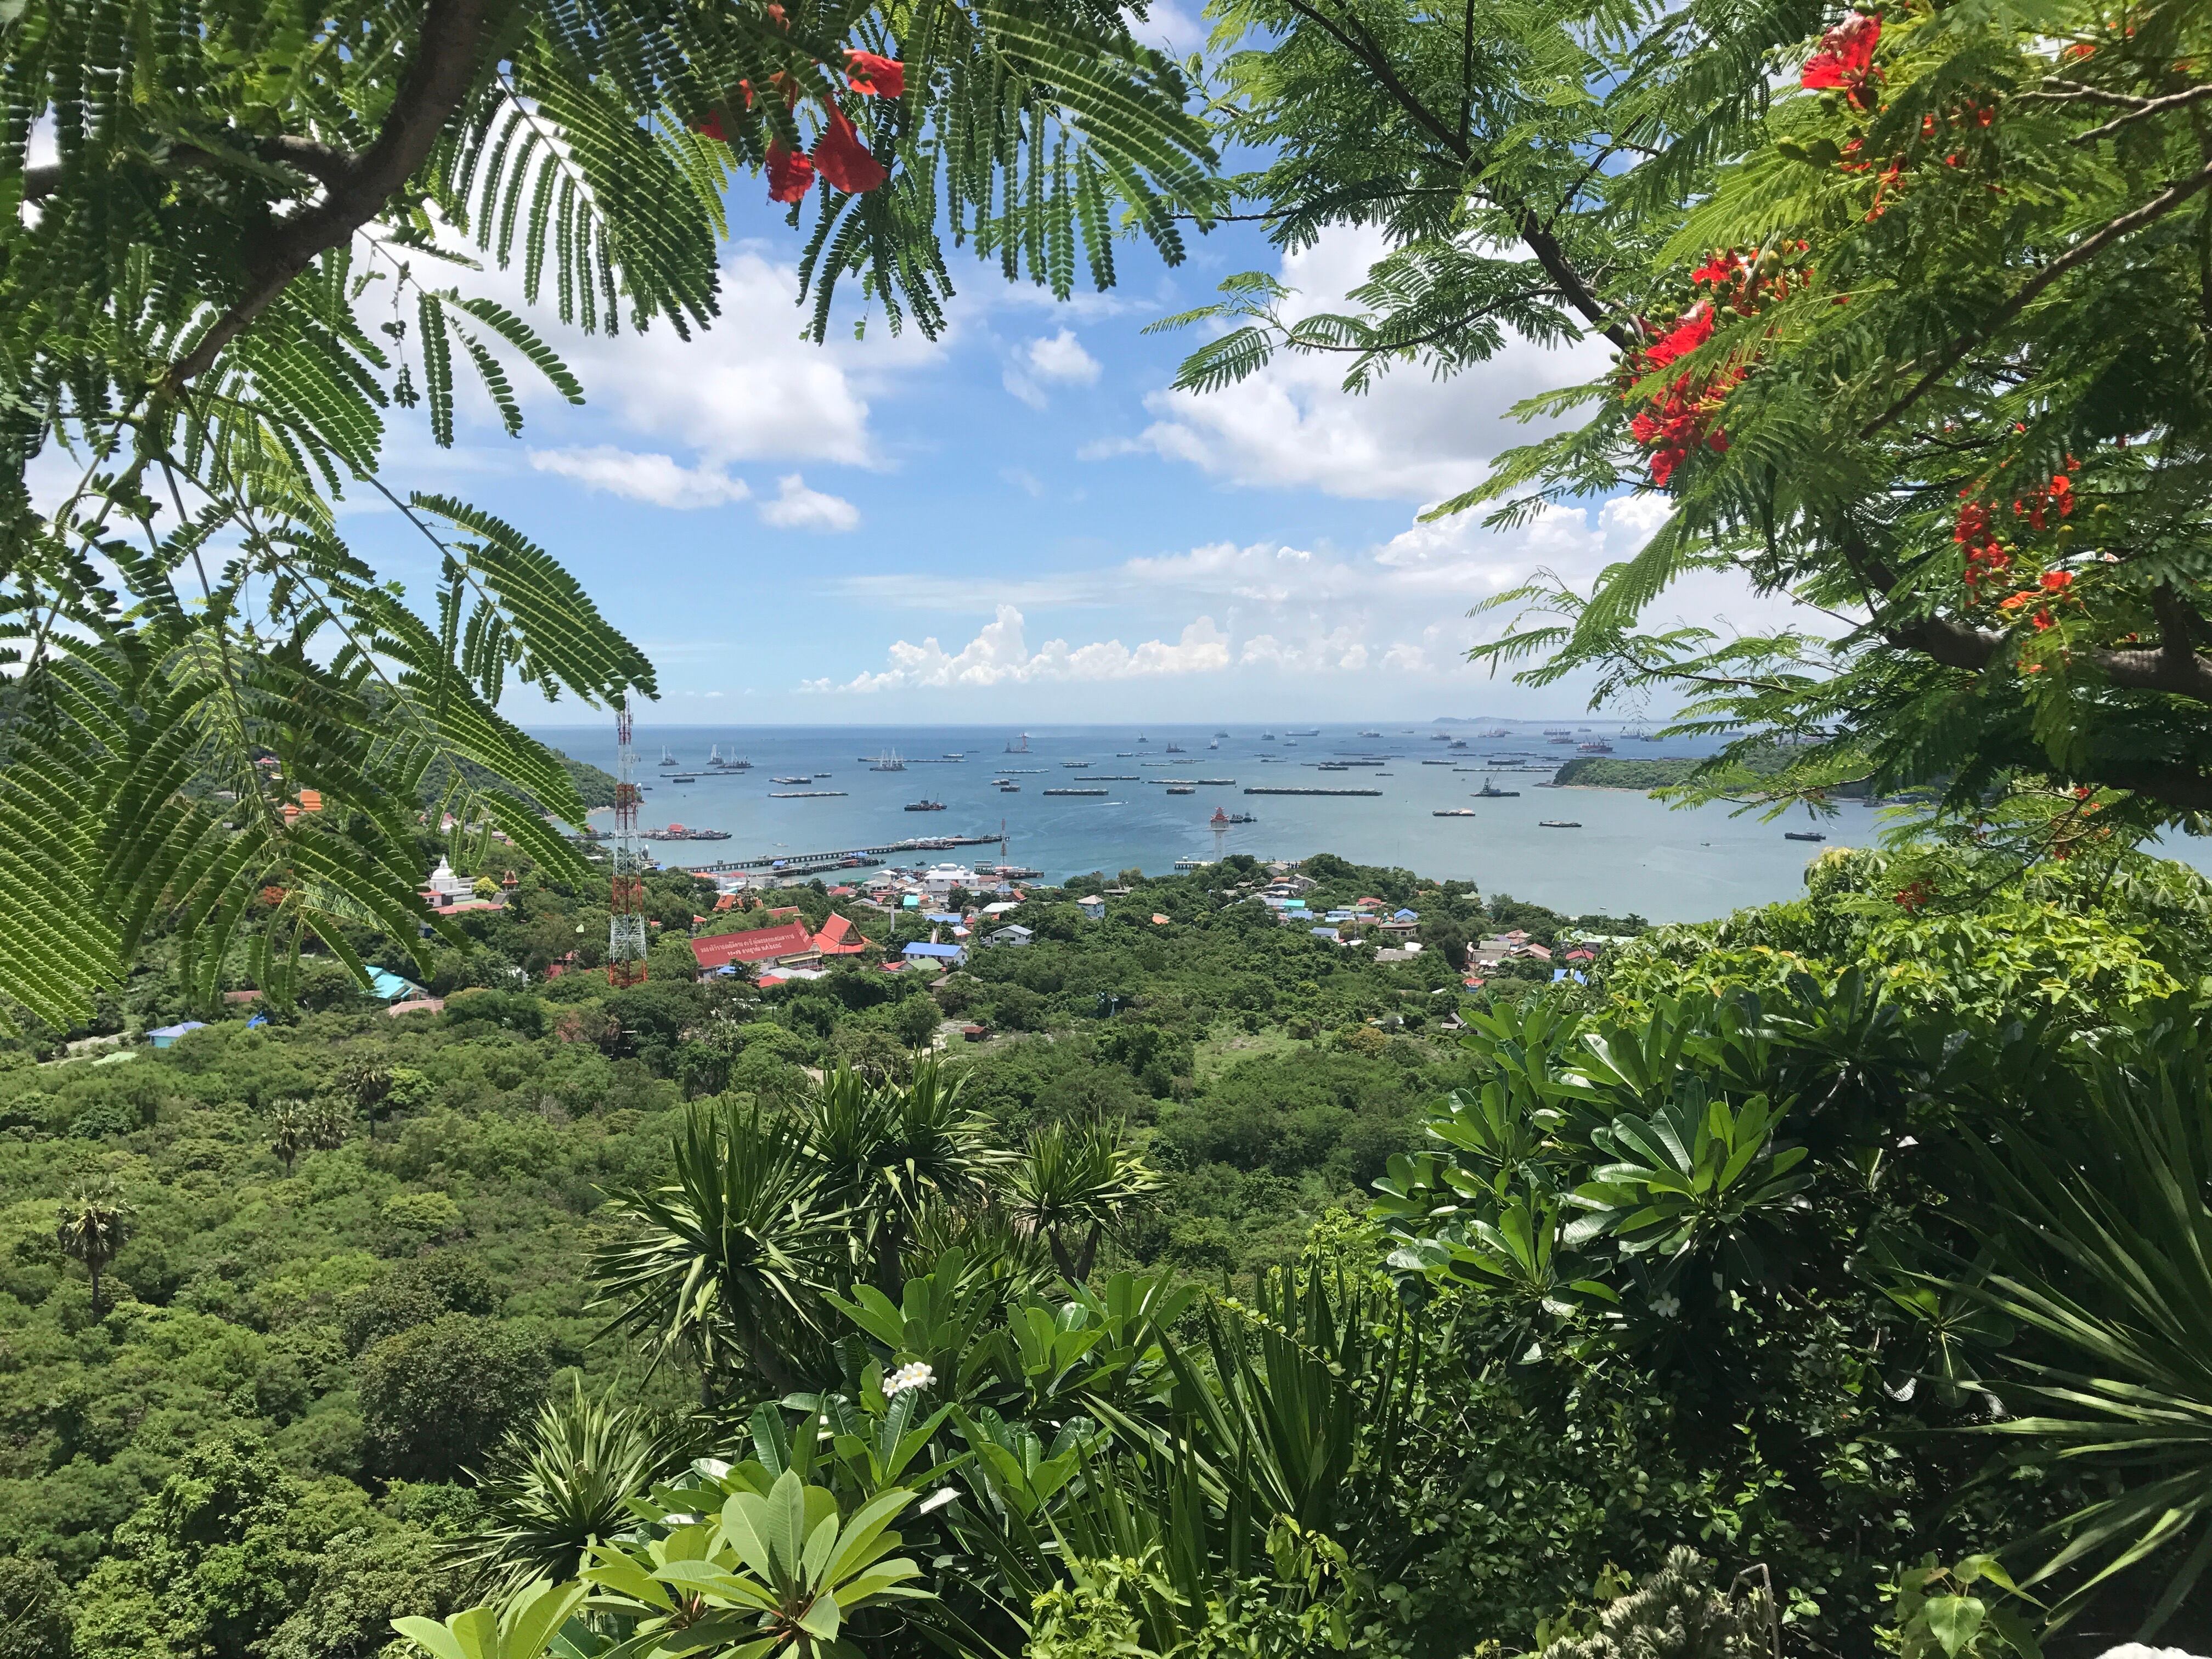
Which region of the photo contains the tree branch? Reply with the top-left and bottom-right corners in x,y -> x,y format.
1860,156 -> 2212,437
25,137 -> 359,205
1280,0 -> 1469,161
1515,209 -> 1635,348
162,0 -> 495,391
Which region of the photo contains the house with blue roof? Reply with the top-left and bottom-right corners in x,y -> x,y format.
147,1022 -> 206,1049
904,940 -> 967,967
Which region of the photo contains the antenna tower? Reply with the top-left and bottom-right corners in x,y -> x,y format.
608,696 -> 648,987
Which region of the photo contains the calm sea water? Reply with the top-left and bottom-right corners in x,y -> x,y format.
527,723 -> 2212,925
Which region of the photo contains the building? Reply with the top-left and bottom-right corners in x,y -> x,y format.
147,1021 -> 206,1049
982,924 -> 1033,949
691,919 -> 819,974
920,863 -> 977,900
367,966 -> 425,1001
903,940 -> 967,968
1076,895 -> 1105,920
812,913 -> 871,958
421,857 -> 475,906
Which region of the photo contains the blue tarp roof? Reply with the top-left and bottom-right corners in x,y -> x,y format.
148,1022 -> 206,1039
903,941 -> 964,958
366,967 -> 422,1001
1309,927 -> 1340,940
1393,909 -> 1419,921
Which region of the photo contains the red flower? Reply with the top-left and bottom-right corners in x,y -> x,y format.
810,107 -> 886,194
1643,303 -> 1713,370
846,50 -> 905,98
2032,608 -> 2055,631
1802,12 -> 1880,94
766,139 -> 816,202
2040,569 -> 2073,592
695,110 -> 727,142
1691,251 -> 1739,287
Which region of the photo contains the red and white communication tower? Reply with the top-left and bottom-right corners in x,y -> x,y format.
608,696 -> 648,987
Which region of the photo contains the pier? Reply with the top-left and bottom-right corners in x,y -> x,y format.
661,832 -> 1007,876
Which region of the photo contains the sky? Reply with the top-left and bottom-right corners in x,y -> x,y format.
318,60 -> 1792,730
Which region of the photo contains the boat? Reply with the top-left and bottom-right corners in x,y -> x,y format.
658,747 -> 680,768
1062,760 -> 1091,768
643,823 -> 731,840
1434,808 -> 1476,817
1288,729 -> 1319,736
1448,739 -> 1468,749
1137,733 -> 1149,743
770,790 -> 847,798
1000,784 -> 1020,792
1360,730 -> 1383,738
1208,738 -> 1221,749
671,774 -> 697,783
1538,820 -> 1582,828
1005,733 -> 1030,753
1785,830 -> 1827,842
1165,743 -> 1185,754
1577,741 -> 1615,754
1260,732 -> 1276,741
771,775 -> 814,785
1214,731 -> 1230,738
1243,786 -> 1381,797
1475,783 -> 1521,798
1167,785 -> 1195,794
942,753 -> 965,760
1543,729 -> 1571,736
904,800 -> 947,812
991,777 -> 1012,786
1043,787 -> 1108,797
1227,811 -> 1256,823
871,750 -> 906,772
1549,736 -> 1575,745
1480,727 -> 1510,738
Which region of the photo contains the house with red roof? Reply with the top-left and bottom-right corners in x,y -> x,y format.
813,912 -> 871,957
691,919 -> 818,973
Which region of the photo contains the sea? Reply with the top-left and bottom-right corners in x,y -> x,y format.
527,722 -> 2212,926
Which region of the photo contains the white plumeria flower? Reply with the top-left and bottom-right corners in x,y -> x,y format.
884,1361 -> 936,1397
917,1487 -> 958,1515
1652,1293 -> 1682,1319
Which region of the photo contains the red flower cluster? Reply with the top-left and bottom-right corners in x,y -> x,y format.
696,46 -> 905,204
1893,878 -> 1934,913
2012,459 -> 2079,531
1625,304 -> 1742,486
1955,498 -> 2009,591
1802,12 -> 1881,107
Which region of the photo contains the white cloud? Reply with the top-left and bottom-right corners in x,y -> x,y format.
1108,226 -> 1614,503
1005,328 -> 1103,408
809,605 -> 1233,691
528,445 -> 751,509
758,473 -> 860,532
449,245 -> 944,470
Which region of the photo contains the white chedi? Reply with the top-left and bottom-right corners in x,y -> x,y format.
884,1361 -> 935,1397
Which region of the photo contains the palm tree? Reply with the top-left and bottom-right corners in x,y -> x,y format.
56,1183 -> 132,1317
462,1380 -> 685,1590
1006,1119 -> 1162,1283
591,1099 -> 845,1397
340,1060 -> 395,1140
797,1059 -> 1005,1294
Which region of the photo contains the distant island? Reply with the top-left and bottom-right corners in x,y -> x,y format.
1552,755 -> 1698,790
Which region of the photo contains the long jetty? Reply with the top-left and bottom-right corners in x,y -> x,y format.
657,832 -> 1005,876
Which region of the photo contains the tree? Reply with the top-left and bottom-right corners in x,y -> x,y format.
1006,1118 -> 1161,1281
1459,4 -> 2212,851
893,994 -> 943,1052
0,1555 -> 72,1659
358,1314 -> 549,1481
56,1182 -> 132,1317
0,0 -> 1216,1032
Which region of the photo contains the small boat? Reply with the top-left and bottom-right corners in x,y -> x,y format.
1361,730 -> 1383,738
1062,760 -> 1090,768
1214,731 -> 1230,738
1538,820 -> 1583,829
991,777 -> 1012,786
1227,812 -> 1257,823
1549,736 -> 1575,744
1167,785 -> 1195,794
1208,738 -> 1221,749
1261,732 -> 1277,741
1165,743 -> 1185,753
671,774 -> 697,783
1785,830 -> 1827,842
904,800 -> 947,812
658,747 -> 680,769
1000,784 -> 1020,792
1434,808 -> 1476,817
1475,783 -> 1521,798
771,775 -> 814,785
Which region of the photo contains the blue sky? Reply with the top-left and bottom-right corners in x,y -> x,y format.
330,88 -> 1756,727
